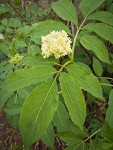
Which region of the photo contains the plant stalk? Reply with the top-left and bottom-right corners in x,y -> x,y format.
75,129 -> 101,149
54,60 -> 72,80
71,16 -> 87,61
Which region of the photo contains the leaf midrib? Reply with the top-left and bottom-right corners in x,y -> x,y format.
28,80 -> 55,142
61,75 -> 82,128
57,110 -> 66,130
2,71 -> 56,90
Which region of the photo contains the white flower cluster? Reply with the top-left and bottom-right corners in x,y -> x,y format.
41,30 -> 72,59
9,53 -> 24,65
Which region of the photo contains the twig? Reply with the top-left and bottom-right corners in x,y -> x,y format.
84,129 -> 100,143
98,76 -> 113,80
5,0 -> 23,18
36,2 -> 44,9
34,141 -> 39,150
100,83 -> 113,87
71,22 -> 76,35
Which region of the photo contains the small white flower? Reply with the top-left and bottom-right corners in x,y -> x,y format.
9,53 -> 24,65
0,34 -> 4,40
41,30 -> 72,59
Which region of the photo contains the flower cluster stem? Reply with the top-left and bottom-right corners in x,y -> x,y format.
55,60 -> 72,80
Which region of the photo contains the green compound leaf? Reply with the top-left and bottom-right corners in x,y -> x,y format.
87,11 -> 113,26
80,0 -> 105,17
80,34 -> 110,64
106,90 -> 113,128
60,73 -> 86,131
0,65 -> 57,92
52,0 -> 78,25
67,63 -> 103,99
19,80 -> 59,150
83,23 -> 113,44
30,20 -> 71,44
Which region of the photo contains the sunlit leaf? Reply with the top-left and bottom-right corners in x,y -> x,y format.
83,23 -> 113,44
60,73 -> 86,130
19,80 -> 58,149
67,63 -> 103,99
80,34 -> 110,64
87,11 -> 113,26
80,0 -> 105,17
52,0 -> 78,25
0,65 -> 57,92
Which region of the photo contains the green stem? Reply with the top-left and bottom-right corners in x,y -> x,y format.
54,60 -> 72,80
71,29 -> 79,60
68,54 -> 72,60
84,129 -> 100,143
98,77 -> 113,80
75,129 -> 101,149
100,83 -> 113,87
71,16 -> 87,61
6,0 -> 23,18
